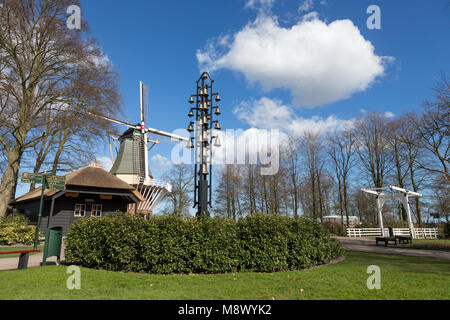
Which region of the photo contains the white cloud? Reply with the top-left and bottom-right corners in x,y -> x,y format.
212,128 -> 285,175
197,13 -> 392,108
245,0 -> 275,9
151,154 -> 172,171
234,97 -> 292,129
384,111 -> 395,119
95,157 -> 113,172
298,0 -> 314,12
234,97 -> 354,136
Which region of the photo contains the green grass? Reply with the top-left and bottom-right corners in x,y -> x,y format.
400,239 -> 450,252
0,246 -> 44,259
0,251 -> 449,300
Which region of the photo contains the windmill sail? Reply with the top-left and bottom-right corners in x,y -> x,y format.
106,81 -> 187,215
82,81 -> 190,214
140,81 -> 149,124
140,81 -> 150,182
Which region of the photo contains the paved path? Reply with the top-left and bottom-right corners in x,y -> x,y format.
335,237 -> 450,260
0,253 -> 62,271
0,242 -> 66,272
2,238 -> 449,271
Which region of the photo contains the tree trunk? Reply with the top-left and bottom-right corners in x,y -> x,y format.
316,168 -> 324,223
343,176 -> 350,228
410,166 -> 422,226
0,147 -> 24,217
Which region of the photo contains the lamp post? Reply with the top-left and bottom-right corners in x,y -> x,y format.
187,72 -> 222,218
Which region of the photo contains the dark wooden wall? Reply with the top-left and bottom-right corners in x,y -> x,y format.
13,192 -> 130,237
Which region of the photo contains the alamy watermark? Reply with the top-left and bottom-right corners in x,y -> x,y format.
66,265 -> 81,290
367,5 -> 381,30
366,265 -> 381,290
171,128 -> 281,176
66,5 -> 81,30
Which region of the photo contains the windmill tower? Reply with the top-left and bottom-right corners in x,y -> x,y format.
92,82 -> 189,215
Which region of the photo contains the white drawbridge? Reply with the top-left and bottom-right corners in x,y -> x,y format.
362,186 -> 423,238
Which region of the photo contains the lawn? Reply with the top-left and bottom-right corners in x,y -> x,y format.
0,246 -> 44,259
400,239 -> 450,252
0,251 -> 448,300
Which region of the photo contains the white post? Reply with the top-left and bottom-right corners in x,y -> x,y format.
403,195 -> 416,239
377,196 -> 384,236
140,81 -> 149,182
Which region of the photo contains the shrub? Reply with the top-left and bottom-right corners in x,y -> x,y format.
65,213 -> 344,274
0,214 -> 38,245
322,222 -> 346,237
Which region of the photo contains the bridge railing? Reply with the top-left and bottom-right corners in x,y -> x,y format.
347,228 -> 439,239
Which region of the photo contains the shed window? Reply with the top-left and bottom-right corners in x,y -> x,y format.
74,204 -> 86,217
91,204 -> 103,217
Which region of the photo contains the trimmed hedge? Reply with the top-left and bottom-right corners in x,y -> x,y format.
0,214 -> 37,245
65,213 -> 344,274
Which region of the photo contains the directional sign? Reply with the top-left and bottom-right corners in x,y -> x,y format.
47,176 -> 66,191
21,173 -> 66,191
20,172 -> 67,250
21,173 -> 45,184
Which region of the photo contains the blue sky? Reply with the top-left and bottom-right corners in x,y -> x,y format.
80,0 -> 449,178
15,0 -> 450,198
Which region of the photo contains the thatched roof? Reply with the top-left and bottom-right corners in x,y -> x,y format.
11,166 -> 144,204
66,166 -> 135,190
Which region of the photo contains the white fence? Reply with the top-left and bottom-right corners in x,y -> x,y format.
347,228 -> 439,239
347,228 -> 383,237
414,228 -> 440,239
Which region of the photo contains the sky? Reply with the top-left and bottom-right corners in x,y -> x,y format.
14,0 -> 450,197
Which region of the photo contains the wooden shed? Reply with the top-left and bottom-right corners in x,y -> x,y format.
10,166 -> 145,236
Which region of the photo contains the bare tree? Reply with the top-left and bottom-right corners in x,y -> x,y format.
162,164 -> 194,216
327,127 -> 355,227
408,73 -> 449,180
282,137 -> 301,217
387,118 -> 412,221
395,116 -> 428,226
0,0 -> 120,216
214,164 -> 243,220
353,113 -> 393,190
300,131 -> 325,220
243,164 -> 258,215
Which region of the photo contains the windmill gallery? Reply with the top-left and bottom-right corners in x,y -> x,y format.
9,80 -> 205,236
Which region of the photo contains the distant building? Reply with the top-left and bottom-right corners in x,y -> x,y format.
10,166 -> 144,236
323,215 -> 360,228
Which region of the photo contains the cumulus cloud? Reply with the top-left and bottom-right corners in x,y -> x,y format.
245,0 -> 275,9
95,157 -> 113,172
384,111 -> 395,119
234,97 -> 292,129
151,154 -> 172,171
212,128 -> 285,175
234,97 -> 354,136
197,14 -> 392,107
298,0 -> 314,12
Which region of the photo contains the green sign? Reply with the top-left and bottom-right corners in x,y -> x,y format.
21,173 -> 66,191
46,176 -> 66,191
20,172 -> 67,250
21,173 -> 45,184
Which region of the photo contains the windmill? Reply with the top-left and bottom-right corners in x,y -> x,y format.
90,81 -> 189,214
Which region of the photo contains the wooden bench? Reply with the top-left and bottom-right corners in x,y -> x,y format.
376,237 -> 397,246
0,250 -> 41,270
376,227 -> 398,247
396,235 -> 413,244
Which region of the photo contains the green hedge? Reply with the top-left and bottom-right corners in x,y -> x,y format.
65,213 -> 344,274
0,214 -> 37,245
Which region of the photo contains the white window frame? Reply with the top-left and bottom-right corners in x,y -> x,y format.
91,204 -> 103,217
74,204 -> 86,217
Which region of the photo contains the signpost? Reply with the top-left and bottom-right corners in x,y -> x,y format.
21,172 -> 66,250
